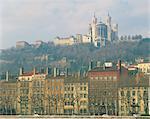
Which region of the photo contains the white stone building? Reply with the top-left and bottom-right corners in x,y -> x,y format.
89,13 -> 118,47
54,36 -> 76,46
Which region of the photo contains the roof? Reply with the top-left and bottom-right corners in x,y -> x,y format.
138,62 -> 150,64
16,41 -> 29,44
0,79 -> 17,84
89,66 -> 118,72
46,75 -> 65,80
64,76 -> 88,83
118,74 -> 149,87
20,72 -> 41,76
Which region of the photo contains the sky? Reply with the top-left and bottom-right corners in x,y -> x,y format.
0,0 -> 150,49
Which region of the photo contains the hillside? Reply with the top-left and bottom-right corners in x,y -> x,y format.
0,38 -> 149,74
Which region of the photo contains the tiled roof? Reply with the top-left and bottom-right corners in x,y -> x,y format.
118,74 -> 149,87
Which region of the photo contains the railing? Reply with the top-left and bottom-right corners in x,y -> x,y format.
0,115 -> 150,119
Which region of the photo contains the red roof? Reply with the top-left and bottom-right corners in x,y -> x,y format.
20,72 -> 40,76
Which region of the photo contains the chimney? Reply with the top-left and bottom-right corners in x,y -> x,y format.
57,68 -> 60,76
46,67 -> 51,75
118,60 -> 121,73
96,61 -> 101,67
78,70 -> 81,77
33,67 -> 36,75
83,71 -> 87,77
19,67 -> 24,75
41,67 -> 45,74
103,64 -> 106,70
65,68 -> 68,77
6,71 -> 9,81
88,61 -> 93,71
53,67 -> 57,77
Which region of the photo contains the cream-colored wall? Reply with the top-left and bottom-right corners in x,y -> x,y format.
54,37 -> 75,45
137,63 -> 150,74
64,82 -> 88,114
118,87 -> 148,116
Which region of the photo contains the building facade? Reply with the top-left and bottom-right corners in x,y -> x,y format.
118,74 -> 150,116
54,36 -> 76,46
0,80 -> 17,115
0,63 -> 149,116
88,66 -> 118,115
45,76 -> 64,115
87,61 -> 128,115
64,76 -> 88,115
17,68 -> 48,115
16,41 -> 30,48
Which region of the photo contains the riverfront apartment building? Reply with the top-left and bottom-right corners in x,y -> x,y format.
0,62 -> 149,116
64,76 -> 88,115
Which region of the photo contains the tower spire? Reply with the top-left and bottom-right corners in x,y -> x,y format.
92,12 -> 97,24
94,12 -> 96,18
108,11 -> 109,17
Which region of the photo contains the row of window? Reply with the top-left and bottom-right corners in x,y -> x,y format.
20,82 -> 29,87
50,79 -> 63,82
90,76 -> 117,80
64,93 -> 87,98
64,101 -> 88,106
65,83 -> 87,86
64,86 -> 87,91
0,89 -> 16,95
32,81 -> 44,87
48,86 -> 63,90
120,90 -> 147,97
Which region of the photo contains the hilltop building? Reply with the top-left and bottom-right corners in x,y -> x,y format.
119,35 -> 142,42
16,41 -> 30,48
89,13 -> 118,47
34,40 -> 45,48
53,13 -> 118,47
53,36 -> 76,46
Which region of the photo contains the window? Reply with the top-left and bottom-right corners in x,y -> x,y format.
109,76 -> 112,80
113,76 -> 117,80
95,77 -> 98,80
84,94 -> 87,98
99,77 -> 102,80
84,87 -> 86,91
121,106 -> 124,111
52,86 -> 54,90
132,91 -> 135,96
121,91 -> 124,96
127,91 -> 130,97
60,86 -> 63,90
90,77 -> 93,79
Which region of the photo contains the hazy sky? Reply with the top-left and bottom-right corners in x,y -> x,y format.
0,0 -> 150,49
